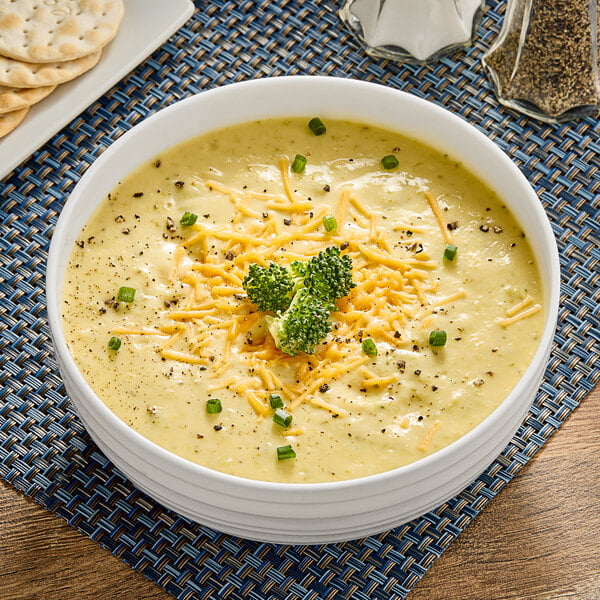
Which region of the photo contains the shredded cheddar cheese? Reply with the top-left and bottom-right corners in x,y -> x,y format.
115,159 -> 473,429
499,304 -> 542,327
417,420 -> 442,451
284,427 -> 306,436
279,156 -> 297,203
506,295 -> 534,317
425,191 -> 454,244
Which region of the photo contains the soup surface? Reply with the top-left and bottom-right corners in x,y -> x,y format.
62,118 -> 544,483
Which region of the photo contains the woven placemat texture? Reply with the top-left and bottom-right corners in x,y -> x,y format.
1,1 -> 599,598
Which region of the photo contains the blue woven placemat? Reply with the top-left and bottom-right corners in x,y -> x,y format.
1,1 -> 599,598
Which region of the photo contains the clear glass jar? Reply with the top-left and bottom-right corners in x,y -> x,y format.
482,0 -> 600,123
339,0 -> 483,63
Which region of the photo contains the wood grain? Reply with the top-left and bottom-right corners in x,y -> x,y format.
0,386 -> 598,600
0,488 -> 168,600
410,385 -> 600,600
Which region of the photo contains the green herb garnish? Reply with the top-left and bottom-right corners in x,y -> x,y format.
362,337 -> 378,356
429,330 -> 447,346
381,154 -> 399,169
180,211 -> 198,226
291,154 -> 307,173
273,408 -> 293,428
308,117 -> 326,136
269,393 -> 284,409
322,215 -> 337,232
117,286 -> 136,303
206,398 -> 223,414
277,444 -> 297,460
443,244 -> 458,261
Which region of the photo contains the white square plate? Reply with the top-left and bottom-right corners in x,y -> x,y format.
0,0 -> 194,181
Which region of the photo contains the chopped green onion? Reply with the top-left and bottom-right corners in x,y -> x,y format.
277,444 -> 296,460
108,336 -> 121,351
322,215 -> 337,232
443,244 -> 458,261
429,330 -> 447,346
273,408 -> 293,428
206,398 -> 223,414
269,393 -> 284,409
291,154 -> 307,173
308,117 -> 326,136
117,286 -> 136,303
381,154 -> 399,169
180,211 -> 198,226
362,337 -> 377,356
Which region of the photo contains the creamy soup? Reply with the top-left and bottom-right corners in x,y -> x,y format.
62,118 -> 544,483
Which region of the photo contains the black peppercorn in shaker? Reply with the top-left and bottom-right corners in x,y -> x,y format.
482,0 -> 600,122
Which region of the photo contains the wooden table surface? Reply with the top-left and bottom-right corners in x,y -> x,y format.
1,385 -> 598,600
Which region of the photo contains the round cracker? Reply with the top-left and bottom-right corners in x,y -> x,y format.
0,106 -> 28,138
0,83 -> 56,113
0,0 -> 124,63
0,50 -> 101,88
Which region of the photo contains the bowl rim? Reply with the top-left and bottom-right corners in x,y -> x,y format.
47,75 -> 560,495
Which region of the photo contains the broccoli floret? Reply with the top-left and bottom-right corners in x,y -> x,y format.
287,260 -> 308,293
304,246 -> 355,305
243,246 -> 355,355
266,288 -> 332,356
242,259 -> 313,314
242,262 -> 294,313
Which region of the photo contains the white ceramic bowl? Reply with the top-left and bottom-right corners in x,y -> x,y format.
47,76 -> 560,544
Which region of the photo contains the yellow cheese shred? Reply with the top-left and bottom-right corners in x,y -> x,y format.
265,200 -> 313,212
418,289 -> 466,322
417,420 -> 442,451
245,390 -> 270,418
362,375 -> 399,388
284,427 -> 306,436
506,295 -> 534,317
309,397 -> 348,417
424,191 -> 454,244
499,304 -> 542,327
112,326 -> 167,336
160,349 -> 208,365
279,156 -> 296,203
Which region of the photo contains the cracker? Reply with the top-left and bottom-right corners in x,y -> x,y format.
0,0 -> 124,63
0,83 -> 56,113
0,106 -> 28,138
0,50 -> 101,88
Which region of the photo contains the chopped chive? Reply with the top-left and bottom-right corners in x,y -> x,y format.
180,211 -> 198,226
322,215 -> 337,232
277,444 -> 296,461
291,154 -> 307,173
273,408 -> 293,428
429,330 -> 447,346
269,393 -> 284,409
308,117 -> 326,136
362,337 -> 377,356
381,154 -> 399,169
117,286 -> 136,303
206,398 -> 223,414
443,244 -> 458,261
108,336 -> 121,351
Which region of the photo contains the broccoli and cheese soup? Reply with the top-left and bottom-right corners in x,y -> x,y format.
62,118 -> 544,483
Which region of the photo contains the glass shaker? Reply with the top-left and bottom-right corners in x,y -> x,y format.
482,0 -> 600,123
339,0 -> 484,63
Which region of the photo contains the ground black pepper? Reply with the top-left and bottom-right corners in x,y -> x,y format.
483,0 -> 600,120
